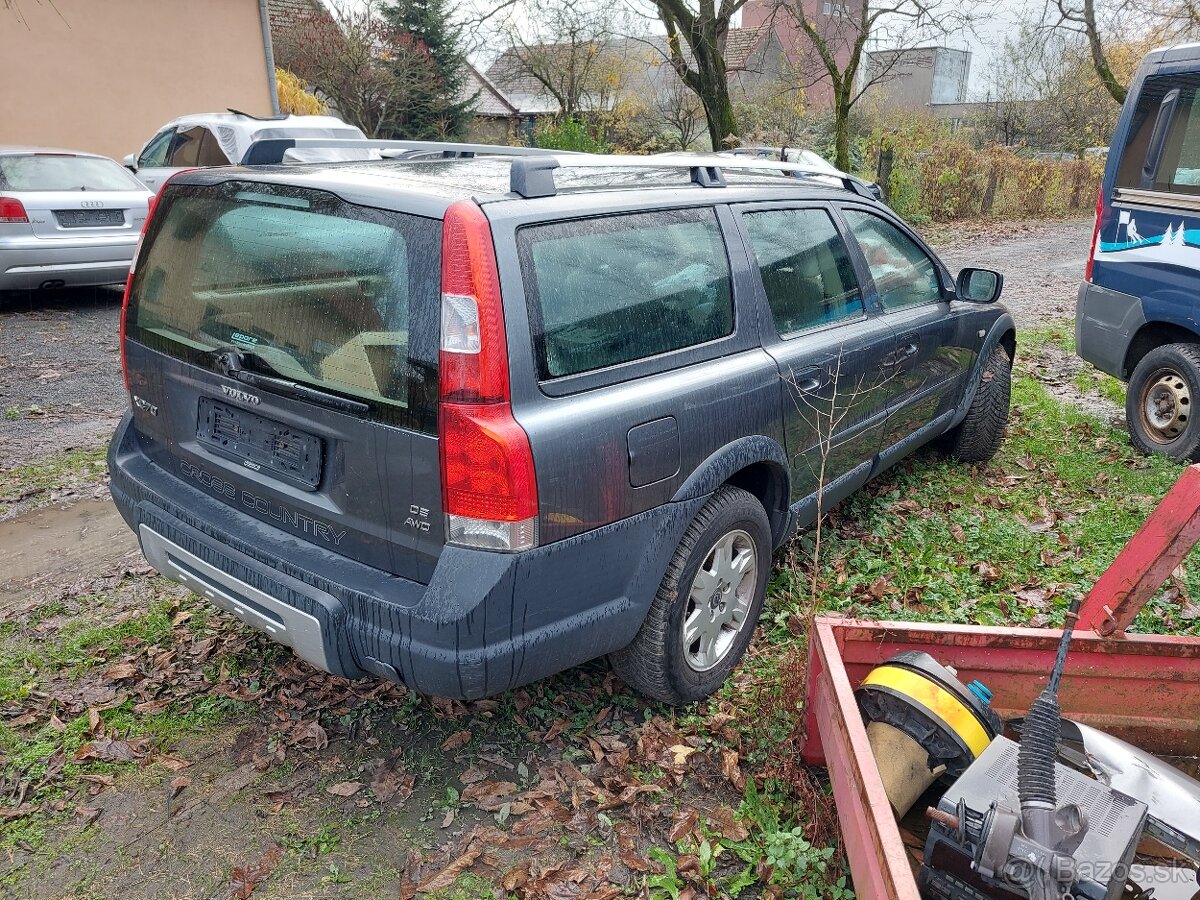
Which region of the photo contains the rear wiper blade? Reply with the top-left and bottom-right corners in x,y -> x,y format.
210,347 -> 369,415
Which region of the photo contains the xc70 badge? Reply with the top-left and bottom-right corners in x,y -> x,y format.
221,385 -> 261,406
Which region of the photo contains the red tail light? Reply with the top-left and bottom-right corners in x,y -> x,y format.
121,169 -> 196,389
1085,186 -> 1104,283
438,199 -> 538,551
0,197 -> 28,223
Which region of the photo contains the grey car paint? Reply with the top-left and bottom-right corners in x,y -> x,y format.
0,147 -> 151,291
109,160 -> 1015,699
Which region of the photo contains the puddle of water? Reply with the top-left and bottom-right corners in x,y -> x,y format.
0,498 -> 136,597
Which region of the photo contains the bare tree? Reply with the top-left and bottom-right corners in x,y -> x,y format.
1041,0 -> 1200,104
274,0 -> 443,138
654,71 -> 707,149
496,0 -> 624,117
774,0 -> 972,170
646,0 -> 752,149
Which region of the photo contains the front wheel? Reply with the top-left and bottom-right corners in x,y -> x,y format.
609,486 -> 771,705
1127,342 -> 1200,462
940,345 -> 1012,463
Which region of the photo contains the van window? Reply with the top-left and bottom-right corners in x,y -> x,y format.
127,182 -> 441,430
1116,73 -> 1200,193
519,208 -> 733,378
742,208 -> 862,336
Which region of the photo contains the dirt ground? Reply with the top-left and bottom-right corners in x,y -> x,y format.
0,216 -> 1130,899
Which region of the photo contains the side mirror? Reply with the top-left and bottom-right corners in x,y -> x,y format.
957,267 -> 1004,303
123,153 -> 138,172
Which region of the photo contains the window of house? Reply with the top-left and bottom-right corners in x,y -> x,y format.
743,208 -> 863,336
520,208 -> 733,378
843,209 -> 941,310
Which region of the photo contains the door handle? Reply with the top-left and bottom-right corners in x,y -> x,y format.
793,367 -> 831,393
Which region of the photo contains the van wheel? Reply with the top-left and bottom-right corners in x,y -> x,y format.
940,345 -> 1012,463
610,486 -> 771,706
1127,343 -> 1200,462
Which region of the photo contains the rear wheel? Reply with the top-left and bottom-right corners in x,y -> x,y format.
610,486 -> 771,705
941,345 -> 1012,463
1127,343 -> 1200,462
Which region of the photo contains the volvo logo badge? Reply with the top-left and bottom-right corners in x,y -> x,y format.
221,385 -> 261,406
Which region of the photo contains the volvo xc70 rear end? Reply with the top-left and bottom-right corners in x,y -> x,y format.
108,165 -> 691,700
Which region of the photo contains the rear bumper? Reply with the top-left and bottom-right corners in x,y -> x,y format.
0,236 -> 136,289
1076,281 -> 1145,379
108,412 -> 699,699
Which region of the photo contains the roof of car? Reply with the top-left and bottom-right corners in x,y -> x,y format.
176,155 -> 876,218
0,145 -> 112,158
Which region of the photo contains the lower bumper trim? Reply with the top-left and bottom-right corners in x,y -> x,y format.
139,524 -> 333,672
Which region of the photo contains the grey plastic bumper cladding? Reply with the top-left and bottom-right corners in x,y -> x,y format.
1076,281 -> 1146,379
109,412 -> 700,699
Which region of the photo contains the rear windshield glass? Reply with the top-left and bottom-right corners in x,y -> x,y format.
519,208 -> 733,379
127,182 -> 440,430
0,155 -> 144,192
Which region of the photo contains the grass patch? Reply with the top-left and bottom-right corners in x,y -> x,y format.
801,374 -> 1196,631
0,447 -> 108,514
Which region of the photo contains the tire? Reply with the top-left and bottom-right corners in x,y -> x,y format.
941,345 -> 1012,463
610,486 -> 771,706
1126,342 -> 1200,462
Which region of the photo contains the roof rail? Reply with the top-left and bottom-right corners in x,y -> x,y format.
239,137 -> 564,166
507,154 -> 875,199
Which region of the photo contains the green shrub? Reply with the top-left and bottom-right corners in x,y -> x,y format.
534,116 -> 610,153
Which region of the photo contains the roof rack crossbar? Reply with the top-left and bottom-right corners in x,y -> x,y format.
508,154 -> 872,198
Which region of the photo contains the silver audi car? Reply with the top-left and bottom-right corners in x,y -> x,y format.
0,147 -> 153,292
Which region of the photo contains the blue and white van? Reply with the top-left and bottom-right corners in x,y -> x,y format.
1078,43 -> 1200,460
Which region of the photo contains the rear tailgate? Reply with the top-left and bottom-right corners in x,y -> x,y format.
22,189 -> 148,239
123,178 -> 445,583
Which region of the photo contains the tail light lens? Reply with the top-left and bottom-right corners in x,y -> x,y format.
1085,186 -> 1104,283
0,197 -> 28,223
121,169 -> 196,390
438,200 -> 538,552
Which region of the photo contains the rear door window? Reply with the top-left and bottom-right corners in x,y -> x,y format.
519,208 -> 733,378
196,129 -> 233,167
167,127 -> 205,168
127,181 -> 440,430
741,207 -> 863,336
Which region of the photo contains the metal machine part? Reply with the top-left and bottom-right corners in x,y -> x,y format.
1058,719 -> 1200,866
920,737 -> 1149,900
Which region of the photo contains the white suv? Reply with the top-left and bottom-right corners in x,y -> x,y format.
123,111 -> 367,191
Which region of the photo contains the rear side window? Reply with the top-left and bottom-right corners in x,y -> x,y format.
0,155 -> 144,192
742,208 -> 862,336
1116,73 -> 1200,193
127,181 -> 440,431
519,208 -> 733,378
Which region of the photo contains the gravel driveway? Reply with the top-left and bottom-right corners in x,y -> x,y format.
0,285 -> 125,465
0,218 -> 1095,467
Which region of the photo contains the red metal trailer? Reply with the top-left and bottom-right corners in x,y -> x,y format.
801,464 -> 1200,899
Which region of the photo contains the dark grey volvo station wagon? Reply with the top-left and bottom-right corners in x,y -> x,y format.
108,148 -> 1015,704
